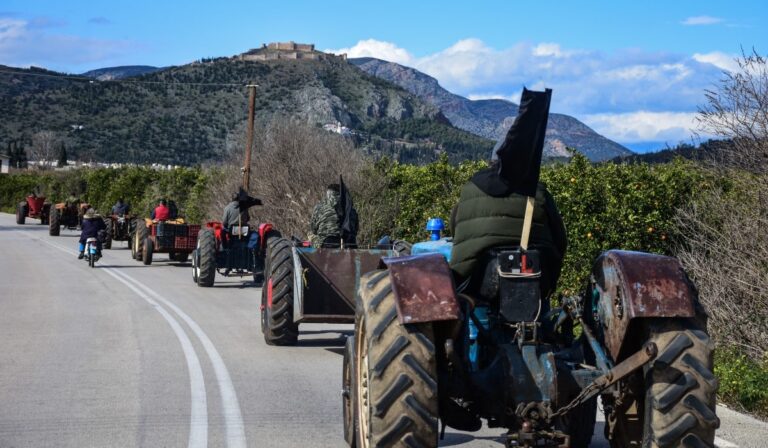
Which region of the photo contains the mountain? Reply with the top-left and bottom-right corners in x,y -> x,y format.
351,57 -> 633,161
0,55 -> 492,165
81,65 -> 163,80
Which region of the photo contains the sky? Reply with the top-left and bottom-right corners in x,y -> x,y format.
1,0 -> 766,152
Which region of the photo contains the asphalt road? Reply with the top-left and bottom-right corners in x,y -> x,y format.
0,212 -> 765,447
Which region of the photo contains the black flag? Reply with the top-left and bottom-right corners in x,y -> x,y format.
337,176 -> 356,245
472,87 -> 552,197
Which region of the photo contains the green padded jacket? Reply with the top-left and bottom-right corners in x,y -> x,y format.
449,180 -> 567,285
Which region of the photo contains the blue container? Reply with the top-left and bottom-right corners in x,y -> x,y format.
411,238 -> 453,262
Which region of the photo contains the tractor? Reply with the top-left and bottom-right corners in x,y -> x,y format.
191,221 -> 277,287
343,232 -> 718,448
49,202 -> 90,236
103,213 -> 135,249
16,195 -> 51,225
132,218 -> 199,265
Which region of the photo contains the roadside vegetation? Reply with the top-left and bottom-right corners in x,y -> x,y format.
1,51 -> 766,417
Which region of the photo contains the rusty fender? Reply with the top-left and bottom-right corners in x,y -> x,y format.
592,250 -> 697,360
380,253 -> 461,324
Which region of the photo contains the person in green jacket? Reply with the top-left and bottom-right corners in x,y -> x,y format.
450,87 -> 566,300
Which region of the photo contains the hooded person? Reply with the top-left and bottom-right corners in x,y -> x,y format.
78,208 -> 107,259
449,87 -> 567,300
309,179 -> 358,248
222,188 -> 262,230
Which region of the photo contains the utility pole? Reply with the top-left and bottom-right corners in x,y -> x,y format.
243,84 -> 257,192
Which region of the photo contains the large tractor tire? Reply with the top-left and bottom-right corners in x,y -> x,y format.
191,249 -> 200,283
49,209 -> 61,236
133,220 -> 147,261
352,269 -> 439,448
260,237 -> 298,346
16,202 -> 27,225
103,218 -> 113,249
142,237 -> 154,265
611,318 -> 718,448
171,252 -> 189,263
196,229 -> 216,287
343,336 -> 358,447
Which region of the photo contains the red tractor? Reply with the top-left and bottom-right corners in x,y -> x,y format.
192,221 -> 277,287
132,218 -> 200,265
16,195 -> 51,225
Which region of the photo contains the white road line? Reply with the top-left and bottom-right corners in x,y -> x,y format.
716,436 -> 739,447
22,233 -> 208,448
111,268 -> 247,448
102,268 -> 209,448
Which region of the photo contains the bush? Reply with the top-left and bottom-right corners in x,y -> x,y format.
715,347 -> 768,418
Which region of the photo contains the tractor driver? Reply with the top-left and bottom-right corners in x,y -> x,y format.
111,198 -> 130,216
151,199 -> 170,221
77,208 -> 106,259
308,183 -> 359,248
222,192 -> 250,230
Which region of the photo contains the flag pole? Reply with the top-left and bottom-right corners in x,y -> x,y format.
520,196 -> 535,250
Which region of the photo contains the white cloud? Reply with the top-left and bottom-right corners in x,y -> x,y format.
681,15 -> 724,26
581,111 -> 715,143
0,15 -> 137,71
693,51 -> 739,72
326,39 -> 414,65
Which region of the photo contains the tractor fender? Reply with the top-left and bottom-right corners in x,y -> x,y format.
258,223 -> 274,251
380,253 -> 461,324
591,250 -> 697,360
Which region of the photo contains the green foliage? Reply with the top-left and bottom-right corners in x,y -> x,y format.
541,155 -> 710,293
0,167 -> 207,222
715,347 -> 768,417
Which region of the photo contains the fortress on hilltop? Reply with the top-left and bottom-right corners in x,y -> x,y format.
239,42 -> 346,61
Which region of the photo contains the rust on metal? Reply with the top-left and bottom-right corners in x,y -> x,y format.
381,253 -> 461,324
299,248 -> 391,311
594,250 -> 696,359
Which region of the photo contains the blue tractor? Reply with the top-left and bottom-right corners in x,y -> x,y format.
342,218 -> 717,448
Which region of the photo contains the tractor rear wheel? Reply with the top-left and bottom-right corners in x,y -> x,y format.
353,269 -> 439,448
343,335 -> 358,447
260,237 -> 298,346
103,218 -> 113,249
610,318 -> 718,448
191,249 -> 200,283
196,229 -> 216,287
133,220 -> 147,261
142,237 -> 154,265
49,209 -> 61,236
16,202 -> 27,225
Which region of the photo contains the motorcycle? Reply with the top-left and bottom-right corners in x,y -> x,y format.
83,237 -> 100,268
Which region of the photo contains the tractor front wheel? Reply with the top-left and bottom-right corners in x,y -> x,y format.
142,238 -> 154,265
16,202 -> 27,225
260,237 -> 298,346
49,209 -> 61,236
353,269 -> 439,448
610,318 -> 718,448
196,229 -> 216,287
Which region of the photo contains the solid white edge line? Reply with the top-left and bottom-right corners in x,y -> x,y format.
21,232 -> 209,448
111,268 -> 247,448
102,268 -> 209,448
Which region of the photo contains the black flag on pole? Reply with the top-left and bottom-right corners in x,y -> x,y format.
337,176 -> 356,245
471,87 -> 552,197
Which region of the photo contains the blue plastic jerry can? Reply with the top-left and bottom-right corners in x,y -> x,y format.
411,238 -> 453,262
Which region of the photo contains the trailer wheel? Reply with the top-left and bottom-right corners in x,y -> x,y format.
353,269 -> 439,448
133,220 -> 147,261
48,209 -> 60,236
103,218 -> 113,249
16,202 -> 27,225
173,252 -> 189,263
611,318 -> 718,448
261,237 -> 298,346
343,335 -> 358,447
142,237 -> 154,265
196,229 -> 216,287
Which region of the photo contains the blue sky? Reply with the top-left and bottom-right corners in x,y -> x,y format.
1,0 -> 766,151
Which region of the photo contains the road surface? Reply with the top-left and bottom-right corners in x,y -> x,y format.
0,212 -> 764,447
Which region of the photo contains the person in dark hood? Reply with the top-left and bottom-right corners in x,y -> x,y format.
450,88 -> 566,299
77,208 -> 106,259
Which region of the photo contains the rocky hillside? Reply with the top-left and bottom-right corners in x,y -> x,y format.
0,58 -> 492,165
351,57 -> 633,161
